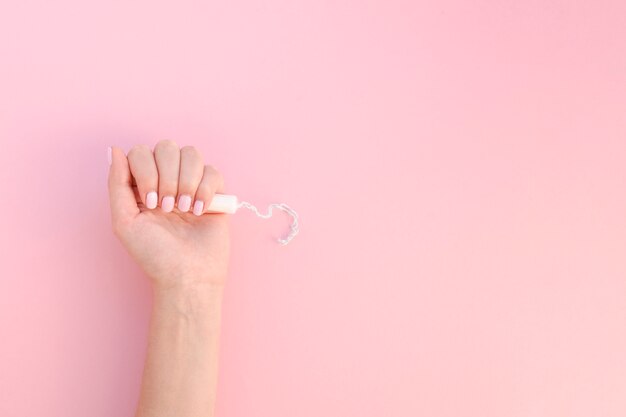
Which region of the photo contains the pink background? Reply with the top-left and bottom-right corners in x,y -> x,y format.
1,1 -> 626,416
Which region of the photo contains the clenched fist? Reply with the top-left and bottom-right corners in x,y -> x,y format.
107,140 -> 230,289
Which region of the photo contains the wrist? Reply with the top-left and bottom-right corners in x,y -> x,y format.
153,281 -> 224,319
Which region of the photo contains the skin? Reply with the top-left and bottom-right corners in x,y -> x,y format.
107,140 -> 229,417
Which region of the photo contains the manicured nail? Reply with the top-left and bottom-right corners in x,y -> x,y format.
178,195 -> 192,212
146,191 -> 158,209
193,200 -> 204,216
161,196 -> 175,212
107,147 -> 112,166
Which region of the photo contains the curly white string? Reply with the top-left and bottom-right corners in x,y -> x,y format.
237,201 -> 299,246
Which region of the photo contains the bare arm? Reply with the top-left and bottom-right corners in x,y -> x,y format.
136,284 -> 223,417
107,141 -> 230,417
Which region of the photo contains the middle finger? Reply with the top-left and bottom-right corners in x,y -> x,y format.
154,140 -> 181,212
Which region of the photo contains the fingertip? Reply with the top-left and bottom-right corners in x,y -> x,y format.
193,199 -> 204,216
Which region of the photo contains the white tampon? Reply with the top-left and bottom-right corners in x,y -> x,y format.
205,193 -> 240,214
206,193 -> 299,246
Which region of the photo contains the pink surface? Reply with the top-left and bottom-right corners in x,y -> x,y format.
1,1 -> 626,416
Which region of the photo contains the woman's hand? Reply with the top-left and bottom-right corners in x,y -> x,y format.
107,140 -> 230,290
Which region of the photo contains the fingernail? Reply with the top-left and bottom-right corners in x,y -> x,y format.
146,191 -> 158,209
107,147 -> 112,166
193,200 -> 204,216
178,195 -> 192,212
161,196 -> 175,212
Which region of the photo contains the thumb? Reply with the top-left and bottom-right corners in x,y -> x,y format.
108,146 -> 139,230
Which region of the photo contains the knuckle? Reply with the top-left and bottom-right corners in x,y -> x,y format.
129,144 -> 150,154
127,144 -> 151,159
204,164 -> 219,176
155,139 -> 179,152
181,146 -> 201,160
203,165 -> 224,189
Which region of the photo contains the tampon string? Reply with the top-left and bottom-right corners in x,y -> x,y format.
237,201 -> 300,246
204,193 -> 299,245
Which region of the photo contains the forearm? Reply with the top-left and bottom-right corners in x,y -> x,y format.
135,282 -> 224,417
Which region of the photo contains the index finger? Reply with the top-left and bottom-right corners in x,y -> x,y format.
108,146 -> 140,232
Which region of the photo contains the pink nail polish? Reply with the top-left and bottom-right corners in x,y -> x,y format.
146,191 -> 158,209
178,195 -> 192,212
193,200 -> 204,216
107,147 -> 112,166
162,196 -> 175,212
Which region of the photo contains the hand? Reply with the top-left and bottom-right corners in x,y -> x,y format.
107,141 -> 230,289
